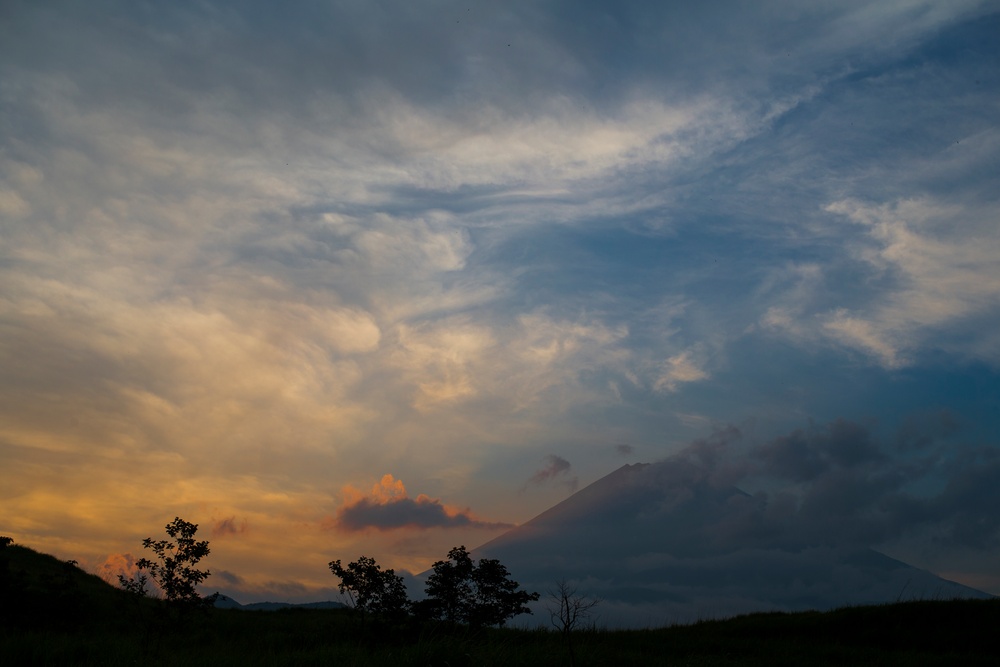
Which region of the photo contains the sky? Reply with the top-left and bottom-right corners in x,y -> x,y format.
1,1 -> 999,605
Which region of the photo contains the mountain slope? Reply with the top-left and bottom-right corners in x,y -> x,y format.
474,462 -> 990,627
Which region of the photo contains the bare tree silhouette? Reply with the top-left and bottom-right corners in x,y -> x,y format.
548,579 -> 601,666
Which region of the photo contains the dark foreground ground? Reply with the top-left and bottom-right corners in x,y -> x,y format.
3,544 -> 998,666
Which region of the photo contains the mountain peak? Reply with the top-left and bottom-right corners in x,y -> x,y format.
474,461 -> 990,627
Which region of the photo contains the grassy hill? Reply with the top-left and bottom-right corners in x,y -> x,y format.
0,541 -> 143,630
2,541 -> 998,666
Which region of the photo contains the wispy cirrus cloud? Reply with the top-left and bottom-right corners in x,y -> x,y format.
760,195 -> 1000,369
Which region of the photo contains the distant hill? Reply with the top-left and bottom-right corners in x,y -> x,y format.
0,540 -> 346,617
214,595 -> 346,611
475,463 -> 992,627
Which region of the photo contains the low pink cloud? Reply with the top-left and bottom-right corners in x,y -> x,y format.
328,474 -> 514,532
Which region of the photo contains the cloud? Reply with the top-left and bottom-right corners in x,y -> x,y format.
821,310 -> 905,369
212,516 -> 248,539
895,409 -> 959,451
94,552 -> 142,586
929,449 -> 1000,549
758,146 -> 1000,370
330,474 -> 513,532
754,418 -> 884,483
822,197 -> 1000,366
1,0 -> 998,604
524,455 -> 579,493
643,420 -> 1000,553
653,350 -> 710,393
758,195 -> 1000,369
491,419 -> 994,560
214,570 -> 245,587
527,454 -> 571,483
615,444 -> 635,457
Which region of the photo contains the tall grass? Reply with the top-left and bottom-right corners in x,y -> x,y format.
5,600 -> 1000,666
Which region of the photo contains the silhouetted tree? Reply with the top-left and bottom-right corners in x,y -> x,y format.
124,517 -> 217,612
424,545 -> 475,623
328,555 -> 409,623
117,571 -> 150,598
424,546 -> 539,628
471,557 -> 538,627
547,579 -> 601,666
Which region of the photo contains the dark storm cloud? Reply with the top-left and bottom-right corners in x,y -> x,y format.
334,496 -> 514,533
895,409 -> 960,451
640,420 -> 1000,552
754,418 -> 884,482
926,448 -> 1000,549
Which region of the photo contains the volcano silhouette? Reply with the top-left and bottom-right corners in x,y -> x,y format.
474,463 -> 990,627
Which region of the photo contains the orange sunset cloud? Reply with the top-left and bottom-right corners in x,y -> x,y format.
329,474 -> 514,532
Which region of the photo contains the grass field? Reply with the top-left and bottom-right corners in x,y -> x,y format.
2,543 -> 998,666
